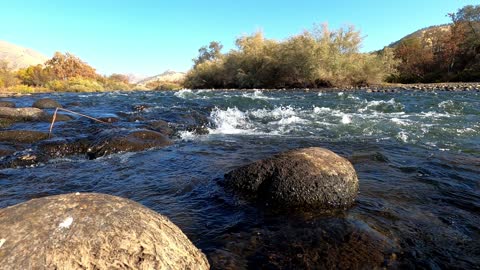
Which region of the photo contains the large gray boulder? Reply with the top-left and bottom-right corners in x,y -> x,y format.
0,193 -> 210,269
32,98 -> 62,109
225,147 -> 359,210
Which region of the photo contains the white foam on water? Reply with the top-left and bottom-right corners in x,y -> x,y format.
179,130 -> 199,140
358,98 -> 403,113
420,111 -> 451,118
397,131 -> 409,143
209,107 -> 255,135
391,117 -> 411,126
277,116 -> 305,125
174,89 -> 197,99
242,90 -> 276,100
456,128 -> 475,134
313,106 -> 332,114
341,114 -> 352,124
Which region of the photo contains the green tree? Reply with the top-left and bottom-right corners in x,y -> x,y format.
193,41 -> 223,67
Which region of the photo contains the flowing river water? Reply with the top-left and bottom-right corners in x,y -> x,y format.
1,89 -> 479,268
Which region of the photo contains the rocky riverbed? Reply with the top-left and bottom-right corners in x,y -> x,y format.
0,89 -> 479,268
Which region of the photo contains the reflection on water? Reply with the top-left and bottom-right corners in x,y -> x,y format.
1,90 -> 479,268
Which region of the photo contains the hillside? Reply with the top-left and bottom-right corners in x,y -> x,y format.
0,40 -> 48,70
387,24 -> 452,48
136,70 -> 186,86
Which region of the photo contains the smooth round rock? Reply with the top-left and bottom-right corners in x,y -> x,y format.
225,147 -> 359,209
0,193 -> 210,269
32,98 -> 62,109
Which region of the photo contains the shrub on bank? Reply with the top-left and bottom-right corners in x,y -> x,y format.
46,77 -> 104,92
184,25 -> 398,89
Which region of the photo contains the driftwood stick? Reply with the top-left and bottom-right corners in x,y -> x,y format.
48,107 -> 111,138
48,107 -> 59,138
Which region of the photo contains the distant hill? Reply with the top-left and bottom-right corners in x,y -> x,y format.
387,24 -> 451,48
0,40 -> 48,70
137,70 -> 186,86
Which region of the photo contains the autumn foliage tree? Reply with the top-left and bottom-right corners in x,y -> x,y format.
45,52 -> 97,80
391,4 -> 480,83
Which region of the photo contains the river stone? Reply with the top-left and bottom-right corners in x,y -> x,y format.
0,130 -> 49,144
0,101 -> 15,108
0,107 -> 45,121
148,120 -> 174,136
0,118 -> 15,129
225,147 -> 359,209
38,137 -> 91,158
88,129 -> 173,159
0,193 -> 210,269
32,98 -> 62,109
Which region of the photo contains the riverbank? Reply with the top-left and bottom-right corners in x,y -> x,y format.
2,82 -> 480,97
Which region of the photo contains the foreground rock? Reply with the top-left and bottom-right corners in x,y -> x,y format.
32,98 -> 62,109
0,130 -> 49,144
225,147 -> 359,210
0,193 -> 210,269
0,107 -> 45,121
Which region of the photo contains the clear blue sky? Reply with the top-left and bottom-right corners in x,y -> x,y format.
1,0 -> 477,76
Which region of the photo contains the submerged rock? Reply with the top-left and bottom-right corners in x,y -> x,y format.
0,107 -> 45,121
38,137 -> 91,158
225,147 -> 359,210
0,101 -> 15,108
87,129 -> 173,159
148,120 -> 174,136
32,98 -> 62,109
0,130 -> 49,144
0,193 -> 210,269
40,113 -> 73,122
0,118 -> 15,129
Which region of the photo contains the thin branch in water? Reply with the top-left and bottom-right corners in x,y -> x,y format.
48,107 -> 111,138
48,107 -> 59,138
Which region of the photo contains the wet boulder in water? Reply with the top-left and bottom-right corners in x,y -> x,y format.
0,101 -> 15,108
225,147 -> 359,210
0,130 -> 49,144
32,98 -> 62,109
148,120 -> 175,136
88,129 -> 173,159
0,193 -> 210,269
40,113 -> 73,122
0,107 -> 46,121
38,137 -> 91,158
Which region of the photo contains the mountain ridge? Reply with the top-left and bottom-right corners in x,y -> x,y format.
0,40 -> 48,70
